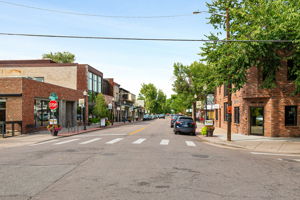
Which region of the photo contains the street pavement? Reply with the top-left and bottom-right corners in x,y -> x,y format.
0,119 -> 299,200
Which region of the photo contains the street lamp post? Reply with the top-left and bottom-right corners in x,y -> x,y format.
83,90 -> 88,130
193,9 -> 232,141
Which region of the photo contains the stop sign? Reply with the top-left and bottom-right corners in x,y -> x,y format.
49,100 -> 58,110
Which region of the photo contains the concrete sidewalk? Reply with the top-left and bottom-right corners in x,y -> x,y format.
196,123 -> 300,154
0,121 -> 142,149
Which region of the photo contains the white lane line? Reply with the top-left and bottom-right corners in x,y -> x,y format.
29,140 -> 58,146
54,139 -> 79,145
186,141 -> 196,147
79,138 -> 101,145
160,139 -> 169,145
74,134 -> 127,138
132,138 -> 146,144
250,152 -> 300,157
106,138 -> 124,144
294,159 -> 300,162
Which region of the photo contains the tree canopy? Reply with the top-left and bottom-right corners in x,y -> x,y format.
42,51 -> 76,63
139,83 -> 168,114
93,93 -> 109,119
201,0 -> 300,93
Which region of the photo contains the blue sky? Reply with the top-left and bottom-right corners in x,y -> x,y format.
0,0 -> 217,97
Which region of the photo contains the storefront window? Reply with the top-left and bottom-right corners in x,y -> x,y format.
234,107 -> 240,124
93,74 -> 98,92
88,72 -> 93,91
285,106 -> 297,126
34,99 -> 58,127
224,103 -> 228,121
98,76 -> 102,93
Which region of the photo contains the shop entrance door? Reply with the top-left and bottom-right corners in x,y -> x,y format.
0,101 -> 6,134
250,107 -> 264,135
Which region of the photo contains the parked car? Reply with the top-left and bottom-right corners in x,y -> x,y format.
170,114 -> 182,128
173,116 -> 196,136
143,114 -> 150,121
159,114 -> 165,119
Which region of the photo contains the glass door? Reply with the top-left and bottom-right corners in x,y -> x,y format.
0,101 -> 6,134
250,107 -> 264,135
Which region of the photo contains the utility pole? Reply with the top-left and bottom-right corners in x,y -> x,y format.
226,7 -> 232,141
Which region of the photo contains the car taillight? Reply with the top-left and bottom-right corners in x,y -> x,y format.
176,121 -> 181,124
191,122 -> 196,125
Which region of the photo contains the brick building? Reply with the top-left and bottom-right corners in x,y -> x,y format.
214,63 -> 300,137
0,59 -> 104,134
0,77 -> 83,134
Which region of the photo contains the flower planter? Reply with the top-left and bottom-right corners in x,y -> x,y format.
47,124 -> 62,136
205,125 -> 215,137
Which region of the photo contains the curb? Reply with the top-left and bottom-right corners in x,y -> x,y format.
197,135 -> 247,150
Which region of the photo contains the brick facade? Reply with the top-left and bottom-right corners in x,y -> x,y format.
0,77 -> 84,133
214,64 -> 300,137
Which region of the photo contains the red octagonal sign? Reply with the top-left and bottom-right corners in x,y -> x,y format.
49,100 -> 58,110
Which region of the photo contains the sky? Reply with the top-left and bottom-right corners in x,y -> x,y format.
0,0 -> 218,97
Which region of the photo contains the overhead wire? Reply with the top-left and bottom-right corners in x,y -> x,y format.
0,32 -> 295,43
0,0 -> 194,19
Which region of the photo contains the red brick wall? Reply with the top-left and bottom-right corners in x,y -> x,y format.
214,64 -> 300,137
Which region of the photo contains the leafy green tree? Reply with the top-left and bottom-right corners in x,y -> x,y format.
93,93 -> 109,119
139,83 -> 168,114
201,0 -> 300,93
172,62 -> 217,119
42,51 -> 75,63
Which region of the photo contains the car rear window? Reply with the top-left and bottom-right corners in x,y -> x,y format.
179,117 -> 193,122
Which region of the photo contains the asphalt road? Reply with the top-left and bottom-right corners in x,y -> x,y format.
0,118 -> 299,200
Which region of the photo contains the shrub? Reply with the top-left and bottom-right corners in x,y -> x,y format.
201,126 -> 207,135
89,118 -> 100,124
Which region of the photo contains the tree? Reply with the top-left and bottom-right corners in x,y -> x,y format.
172,61 -> 217,120
93,93 -> 109,119
139,83 -> 168,114
201,0 -> 300,93
42,51 -> 75,63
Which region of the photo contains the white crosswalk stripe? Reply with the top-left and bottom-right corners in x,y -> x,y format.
79,138 -> 101,145
185,141 -> 196,147
29,140 -> 58,146
160,139 -> 169,145
132,138 -> 146,144
54,139 -> 79,145
106,138 -> 124,144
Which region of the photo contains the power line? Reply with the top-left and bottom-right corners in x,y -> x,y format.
0,32 -> 295,43
0,0 -> 193,19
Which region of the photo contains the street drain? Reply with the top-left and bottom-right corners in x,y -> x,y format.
192,154 -> 209,159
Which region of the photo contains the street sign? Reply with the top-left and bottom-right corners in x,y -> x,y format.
108,103 -> 113,110
79,99 -> 85,107
49,92 -> 58,100
228,106 -> 232,114
205,120 -> 214,126
49,100 -> 58,110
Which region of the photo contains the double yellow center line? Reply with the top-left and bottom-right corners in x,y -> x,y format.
128,127 -> 146,136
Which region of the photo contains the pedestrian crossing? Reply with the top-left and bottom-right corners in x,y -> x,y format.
30,137 -> 197,147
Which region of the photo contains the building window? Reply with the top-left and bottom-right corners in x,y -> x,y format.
88,72 -> 93,91
224,103 -> 228,121
93,74 -> 98,92
287,60 -> 297,81
285,106 -> 297,126
215,109 -> 218,120
98,76 -> 102,93
224,84 -> 228,96
33,77 -> 44,82
234,107 -> 240,124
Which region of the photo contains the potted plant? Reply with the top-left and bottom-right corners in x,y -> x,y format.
205,125 -> 215,137
47,124 -> 62,136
